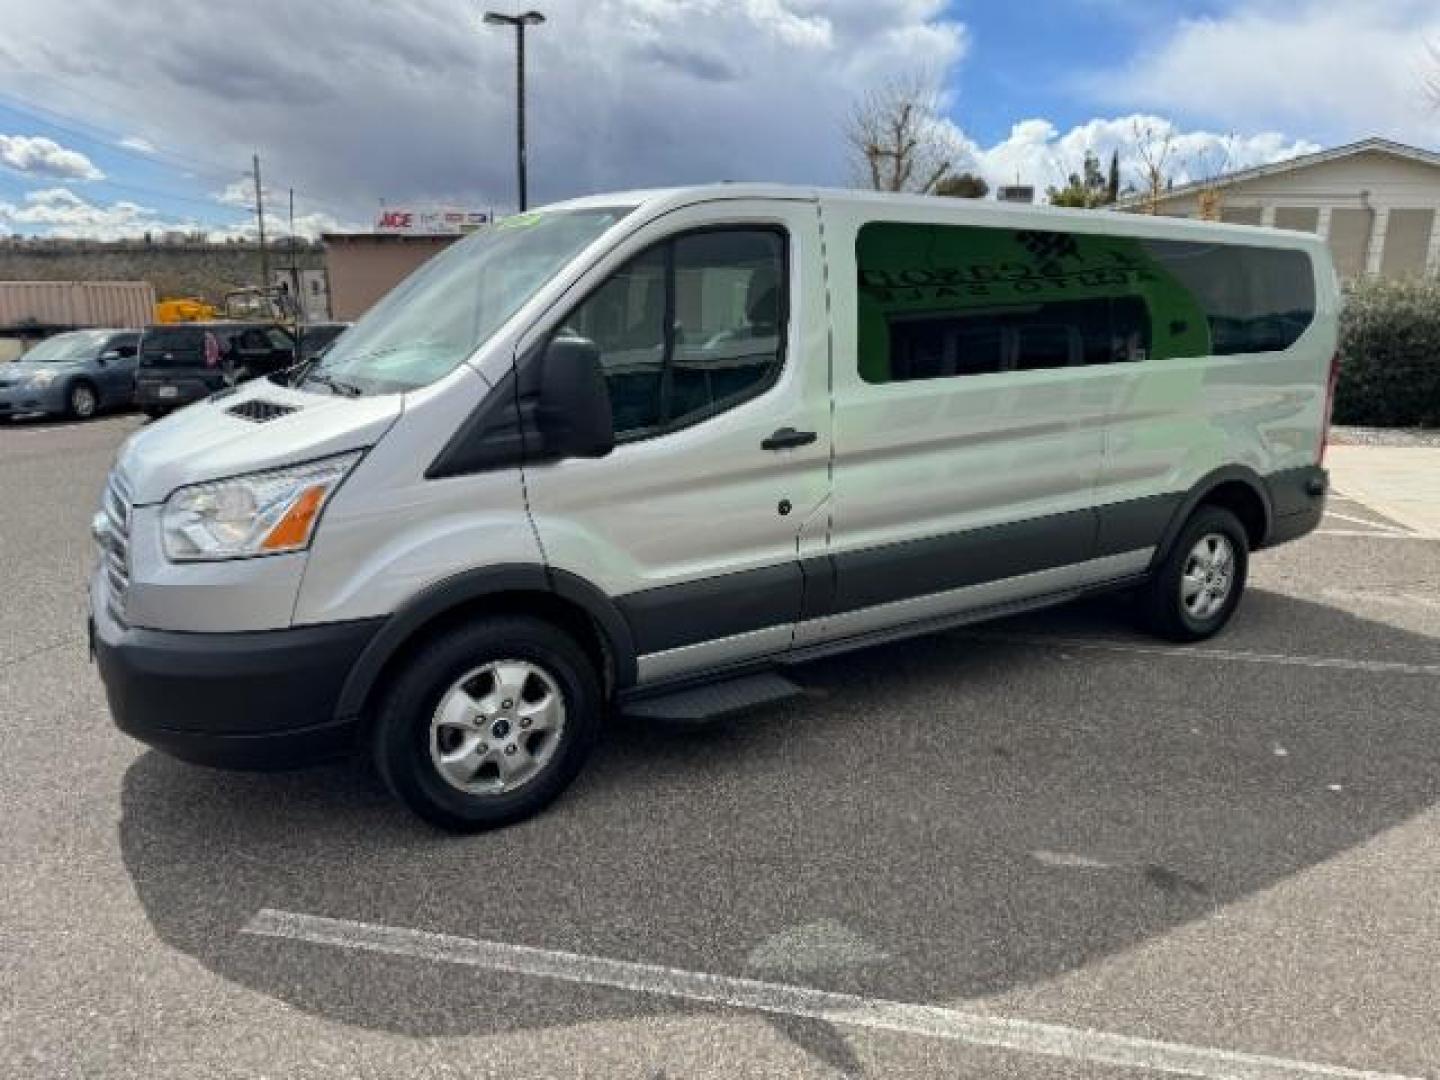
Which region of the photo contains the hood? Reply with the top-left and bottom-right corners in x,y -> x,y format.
116,379 -> 404,505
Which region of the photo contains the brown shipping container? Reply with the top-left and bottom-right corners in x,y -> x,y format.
0,281 -> 156,330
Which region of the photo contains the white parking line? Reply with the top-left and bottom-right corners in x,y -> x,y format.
966,632 -> 1440,677
1320,511 -> 1411,535
1321,589 -> 1440,611
1312,530 -> 1431,540
243,909 -> 1418,1080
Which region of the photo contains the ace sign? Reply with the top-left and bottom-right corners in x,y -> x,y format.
374,207 -> 489,235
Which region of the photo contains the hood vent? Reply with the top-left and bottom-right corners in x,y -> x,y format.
227,399 -> 299,423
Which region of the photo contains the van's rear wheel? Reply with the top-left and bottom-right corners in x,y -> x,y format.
1138,506 -> 1249,642
372,616 -> 602,832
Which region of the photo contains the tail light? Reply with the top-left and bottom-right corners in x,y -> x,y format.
1319,351 -> 1340,464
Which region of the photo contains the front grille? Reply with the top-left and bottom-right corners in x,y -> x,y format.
226,398 -> 298,423
100,472 -> 133,623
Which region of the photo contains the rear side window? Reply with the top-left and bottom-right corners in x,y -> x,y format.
856,221 -> 1315,384
105,334 -> 139,358
1139,241 -> 1317,356
559,227 -> 787,441
140,327 -> 244,369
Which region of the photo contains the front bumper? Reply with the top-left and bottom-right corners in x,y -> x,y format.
90,583 -> 382,770
0,383 -> 65,417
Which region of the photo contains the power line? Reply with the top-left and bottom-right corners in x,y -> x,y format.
0,88 -> 241,180
0,87 -> 359,232
85,178 -> 252,214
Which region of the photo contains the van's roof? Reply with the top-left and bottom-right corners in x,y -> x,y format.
542,183 -> 1327,245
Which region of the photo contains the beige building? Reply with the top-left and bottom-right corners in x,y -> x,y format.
322,233 -> 459,321
1119,137 -> 1440,280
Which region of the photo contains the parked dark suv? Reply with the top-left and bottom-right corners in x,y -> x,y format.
134,322 -> 296,417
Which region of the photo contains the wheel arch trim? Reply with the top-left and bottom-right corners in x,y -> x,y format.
333,563 -> 638,720
1151,465 -> 1274,569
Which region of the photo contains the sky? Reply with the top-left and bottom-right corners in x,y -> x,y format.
0,0 -> 1436,239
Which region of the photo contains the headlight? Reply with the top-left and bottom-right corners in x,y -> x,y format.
161,451 -> 362,562
27,371 -> 57,388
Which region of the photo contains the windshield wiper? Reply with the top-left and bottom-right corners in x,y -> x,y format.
303,372 -> 364,398
286,356 -> 319,387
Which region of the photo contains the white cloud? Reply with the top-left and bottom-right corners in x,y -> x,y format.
213,177 -> 257,209
117,135 -> 157,155
0,133 -> 104,180
970,114 -> 1320,198
0,187 -> 161,238
208,177 -> 351,238
208,208 -> 348,242
0,185 -> 351,241
1096,0 -> 1440,145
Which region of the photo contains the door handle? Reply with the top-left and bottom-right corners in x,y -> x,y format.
762,427 -> 818,451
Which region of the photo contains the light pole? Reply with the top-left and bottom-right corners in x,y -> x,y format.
483,9 -> 545,212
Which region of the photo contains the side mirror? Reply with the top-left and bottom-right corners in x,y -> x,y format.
97,350 -> 118,365
535,334 -> 615,460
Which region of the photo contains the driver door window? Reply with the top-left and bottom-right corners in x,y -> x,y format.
562,227 -> 786,441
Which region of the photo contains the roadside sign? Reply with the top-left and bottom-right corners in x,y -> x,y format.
374,208 -> 489,235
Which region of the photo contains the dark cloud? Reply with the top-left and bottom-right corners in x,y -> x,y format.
0,0 -> 966,218
633,42 -> 738,83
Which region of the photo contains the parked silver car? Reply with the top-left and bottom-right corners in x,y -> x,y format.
0,329 -> 140,421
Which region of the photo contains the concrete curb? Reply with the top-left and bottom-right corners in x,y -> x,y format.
1325,445 -> 1440,539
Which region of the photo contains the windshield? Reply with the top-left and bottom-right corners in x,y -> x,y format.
303,207 -> 631,396
19,330 -> 109,363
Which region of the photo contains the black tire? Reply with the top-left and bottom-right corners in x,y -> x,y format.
372,616 -> 603,832
1138,505 -> 1249,642
142,406 -> 169,420
67,380 -> 99,420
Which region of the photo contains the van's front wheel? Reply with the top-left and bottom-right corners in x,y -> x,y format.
373,616 -> 602,832
1138,506 -> 1249,642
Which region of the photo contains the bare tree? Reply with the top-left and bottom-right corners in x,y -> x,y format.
846,76 -> 967,194
1189,134 -> 1237,221
1131,119 -> 1178,215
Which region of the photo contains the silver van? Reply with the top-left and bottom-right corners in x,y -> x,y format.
90,185 -> 1337,830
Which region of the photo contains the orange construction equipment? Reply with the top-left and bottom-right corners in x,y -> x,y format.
154,297 -> 219,323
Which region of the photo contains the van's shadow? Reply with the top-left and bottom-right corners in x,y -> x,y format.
119,589 -> 1440,1045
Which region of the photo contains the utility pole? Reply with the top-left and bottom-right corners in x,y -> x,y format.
288,186 -> 300,323
252,153 -> 270,296
483,10 -> 546,212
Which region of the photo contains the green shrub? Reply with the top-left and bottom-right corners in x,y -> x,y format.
1336,276 -> 1440,428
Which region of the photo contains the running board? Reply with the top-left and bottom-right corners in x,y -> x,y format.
621,671 -> 804,724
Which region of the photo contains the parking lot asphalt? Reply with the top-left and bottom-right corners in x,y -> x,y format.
2,414 -> 1438,1079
